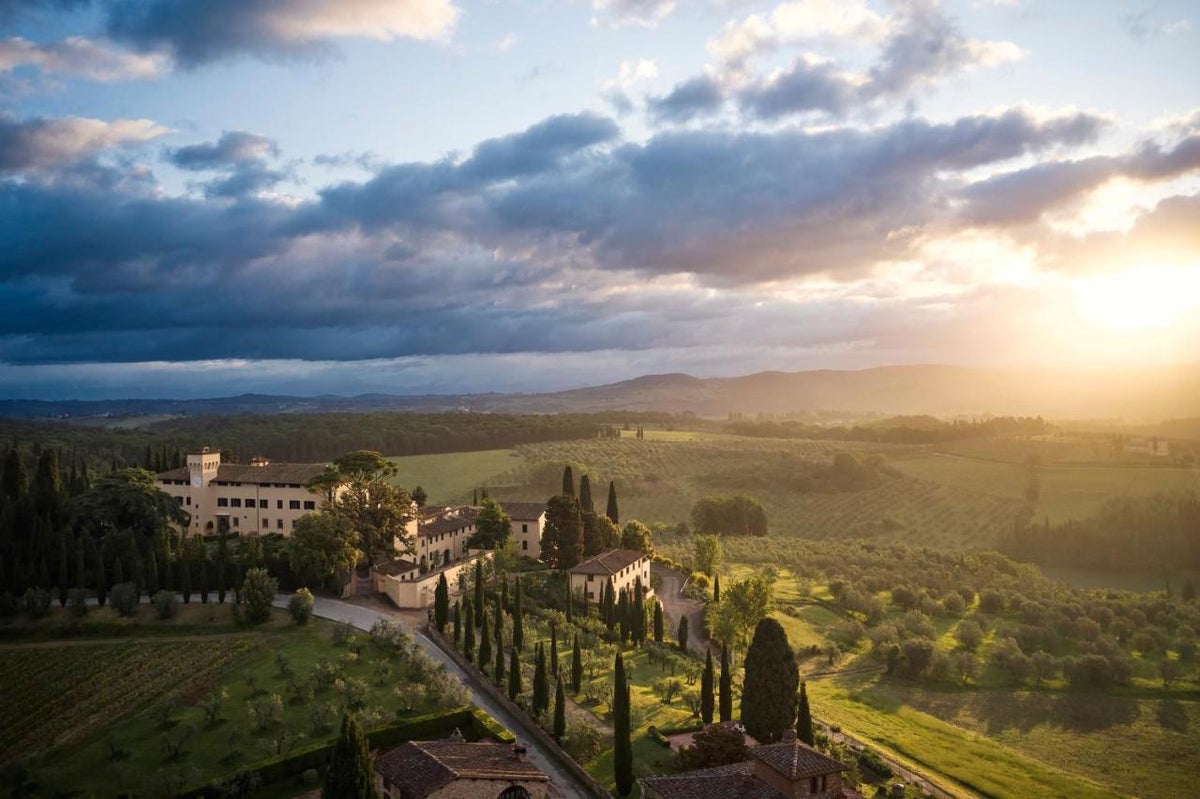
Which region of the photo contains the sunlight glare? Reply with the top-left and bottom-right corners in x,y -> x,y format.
1073,263 -> 1200,332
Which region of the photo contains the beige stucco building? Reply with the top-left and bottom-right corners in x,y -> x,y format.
568,549 -> 652,603
155,448 -> 329,537
375,739 -> 549,799
499,502 -> 546,559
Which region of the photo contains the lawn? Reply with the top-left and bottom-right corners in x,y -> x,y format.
386,449 -> 524,503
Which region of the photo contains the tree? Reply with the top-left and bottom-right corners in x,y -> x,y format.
72,468 -> 188,541
550,626 -> 559,675
562,465 -> 575,498
241,568 -> 278,625
288,588 -> 315,624
532,643 -> 550,718
690,495 -> 768,537
694,535 -> 722,577
309,451 -> 413,566
452,600 -> 461,646
478,610 -> 493,669
701,650 -> 715,724
508,647 -> 522,700
708,575 -> 774,649
653,601 -> 664,643
613,653 -> 633,797
288,514 -> 360,592
677,615 -> 689,651
741,618 -> 798,743
323,713 -> 377,799
467,498 -> 512,550
579,474 -> 594,513
473,560 -> 485,625
571,633 -> 583,694
543,495 -> 583,570
553,675 -> 566,739
583,512 -> 618,557
1183,578 -> 1196,603
411,485 -> 428,507
620,520 -> 652,554
512,576 -> 525,651
494,637 -> 505,686
216,526 -> 229,604
795,682 -> 814,745
434,573 -> 450,633
463,599 -> 475,662
676,723 -> 750,771
713,573 -> 721,603
719,644 -> 733,722
606,481 -> 619,525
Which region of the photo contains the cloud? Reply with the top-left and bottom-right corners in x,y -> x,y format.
646,75 -> 725,123
106,0 -> 460,66
169,131 -> 278,169
0,114 -> 168,172
592,0 -> 676,29
0,36 -> 168,80
1121,12 -> 1192,42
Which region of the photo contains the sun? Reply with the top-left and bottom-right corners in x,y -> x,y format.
1073,263 -> 1200,333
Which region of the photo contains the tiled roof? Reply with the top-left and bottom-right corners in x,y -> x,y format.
375,741 -> 547,796
418,506 -> 479,537
375,560 -> 418,577
751,738 -> 848,780
155,462 -> 328,485
642,762 -> 780,799
569,549 -> 647,576
499,501 -> 546,520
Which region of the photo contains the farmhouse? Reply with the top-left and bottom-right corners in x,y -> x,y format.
155,448 -> 330,537
375,738 -> 549,799
641,730 -> 864,799
499,501 -> 546,558
568,549 -> 652,602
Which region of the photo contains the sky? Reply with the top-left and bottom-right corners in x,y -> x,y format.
0,0 -> 1198,400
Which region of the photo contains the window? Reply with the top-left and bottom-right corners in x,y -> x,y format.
259,499 -> 268,508
277,499 -> 283,509
174,496 -> 183,504
522,523 -> 528,533
245,497 -> 256,507
522,541 -> 528,550
217,497 -> 229,507
232,517 -> 239,528
277,519 -> 284,530
231,498 -> 242,508
288,500 -> 301,510
186,496 -> 191,506
303,501 -> 315,510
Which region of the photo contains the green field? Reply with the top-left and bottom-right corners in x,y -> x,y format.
893,452 -> 1199,523
387,449 -> 523,503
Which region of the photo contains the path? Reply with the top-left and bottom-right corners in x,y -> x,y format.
651,564 -> 708,655
273,594 -> 588,799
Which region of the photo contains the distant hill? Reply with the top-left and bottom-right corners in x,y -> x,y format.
2,364 -> 1198,422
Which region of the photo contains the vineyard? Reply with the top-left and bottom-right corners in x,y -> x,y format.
0,638 -> 253,763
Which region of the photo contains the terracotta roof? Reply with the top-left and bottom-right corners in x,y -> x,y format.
499,501 -> 546,520
569,549 -> 647,576
154,462 -> 328,485
375,741 -> 547,796
642,762 -> 779,799
418,507 -> 479,537
375,560 -> 418,577
751,738 -> 848,780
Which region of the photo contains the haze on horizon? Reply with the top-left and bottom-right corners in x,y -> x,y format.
1,0 -> 1198,401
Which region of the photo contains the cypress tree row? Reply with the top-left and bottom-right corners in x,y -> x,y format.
553,674 -> 566,739
719,644 -> 732,722
613,653 -> 633,797
532,642 -> 549,718
796,682 -> 815,745
606,481 -> 619,525
508,646 -> 522,701
677,615 -> 689,651
434,573 -> 449,633
701,649 -> 715,724
571,633 -> 583,694
323,714 -> 377,799
653,601 -> 664,643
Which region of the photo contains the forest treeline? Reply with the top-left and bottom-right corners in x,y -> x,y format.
725,415 -> 1051,444
0,412 -> 616,469
1002,491 -> 1200,574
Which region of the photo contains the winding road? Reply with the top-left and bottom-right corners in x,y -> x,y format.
272,594 -> 588,799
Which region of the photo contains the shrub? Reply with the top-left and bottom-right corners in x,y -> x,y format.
288,589 -> 315,625
109,583 -> 139,617
22,587 -> 52,619
241,568 -> 278,625
67,588 -> 89,617
153,590 -> 178,620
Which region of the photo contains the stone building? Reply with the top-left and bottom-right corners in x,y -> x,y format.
375,739 -> 549,799
568,549 -> 652,603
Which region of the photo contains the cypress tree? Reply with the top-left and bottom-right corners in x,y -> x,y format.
512,577 -> 524,651
434,573 -> 449,633
701,650 -> 715,724
478,611 -> 493,669
741,618 -> 799,744
473,560 -> 484,625
112,554 -> 124,588
453,600 -> 462,647
532,642 -> 549,718
493,596 -> 503,643
74,542 -> 86,590
494,638 -> 505,686
550,625 -> 559,676
323,713 -> 376,799
463,599 -> 475,662
653,601 -> 664,643
38,555 -> 50,592
57,532 -> 68,607
508,646 -> 521,700
796,682 -> 814,745
606,481 -> 619,525
677,615 -> 688,651
561,465 -> 575,498
632,580 -> 645,645
95,550 -> 107,607
216,528 -> 228,604
146,548 -> 160,596
553,675 -> 566,739
565,584 -> 573,623
579,474 -> 593,513
199,558 -> 209,604
713,573 -> 721,603
613,653 -> 633,796
719,643 -> 732,722
3,446 -> 28,502
180,554 -> 192,604
501,576 -> 509,613
617,589 -> 630,645
571,633 -> 583,694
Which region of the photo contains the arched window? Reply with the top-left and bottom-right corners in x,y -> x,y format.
498,787 -> 531,799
